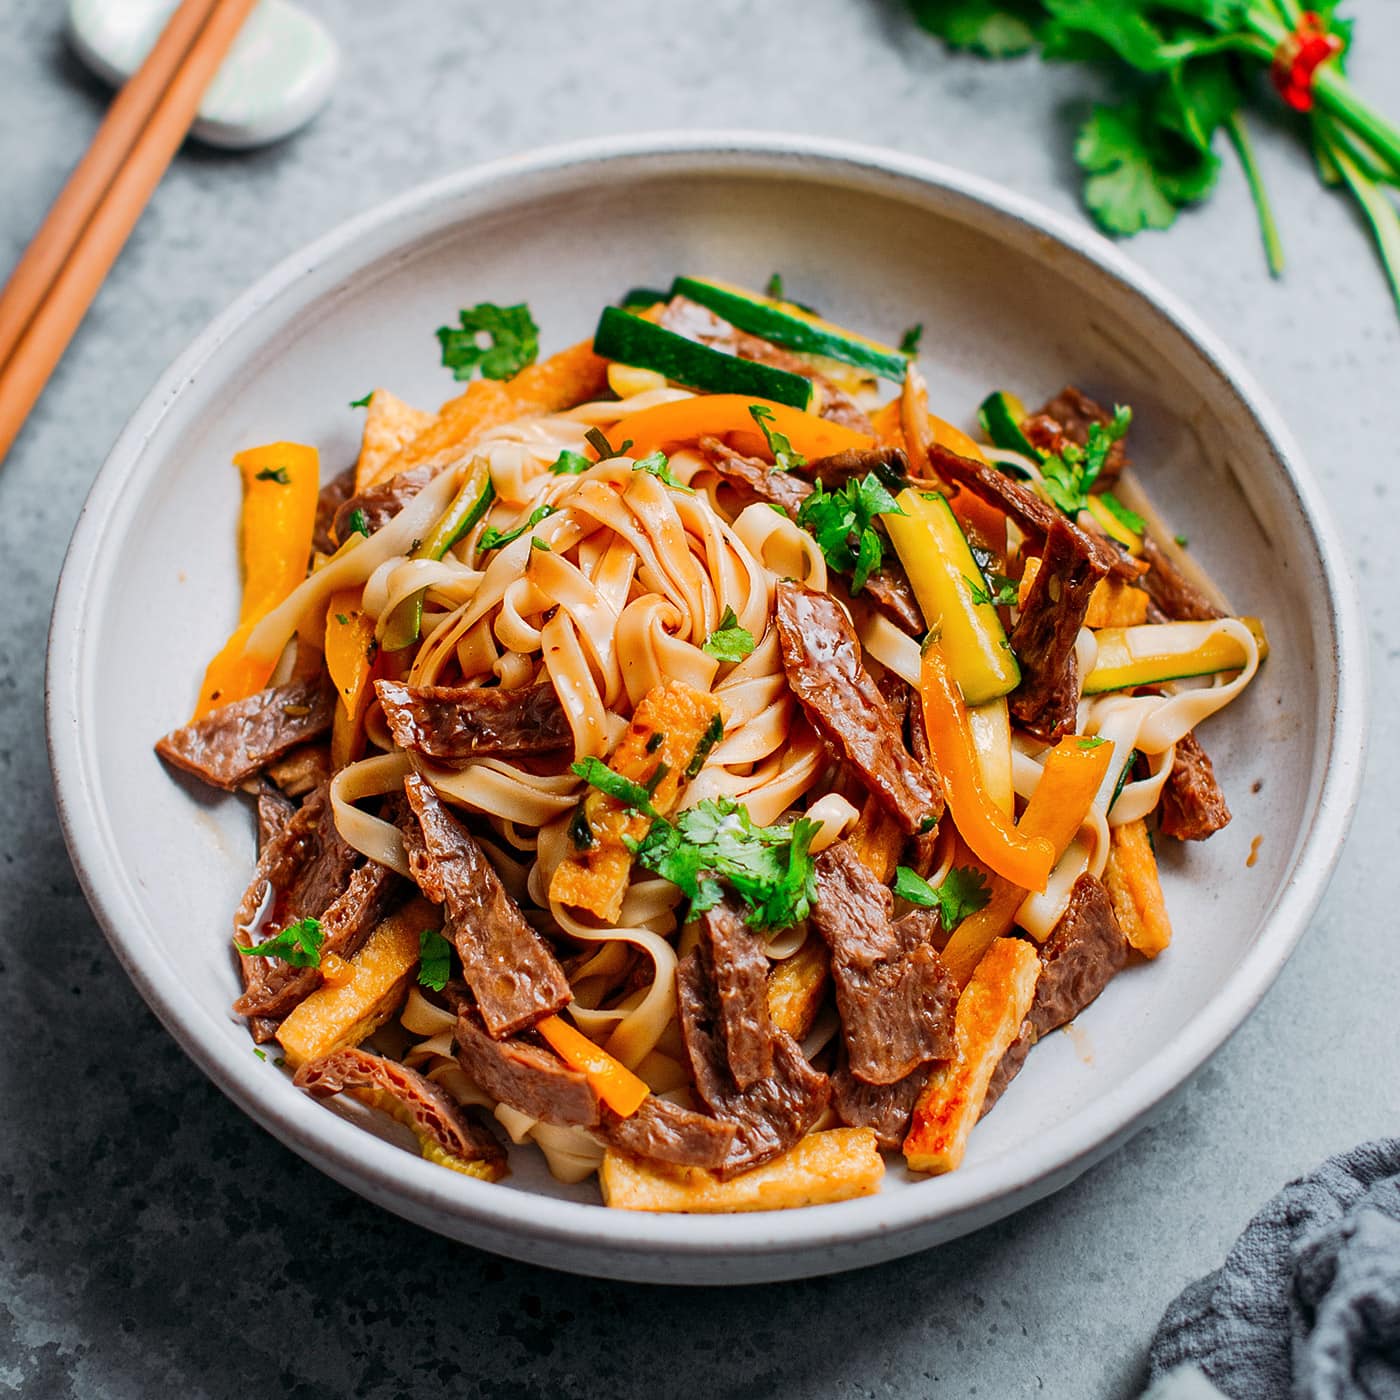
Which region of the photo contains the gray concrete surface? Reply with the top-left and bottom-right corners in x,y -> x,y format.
2,1 -> 1396,1395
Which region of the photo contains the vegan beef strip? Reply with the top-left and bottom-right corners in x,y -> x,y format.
930,441 -> 1141,583
295,1047 -> 506,1168
810,841 -> 958,1084
1022,386 -> 1129,485
312,465 -> 357,555
696,894 -> 775,1089
376,679 -> 572,764
830,1050 -> 927,1150
802,445 -> 909,493
677,949 -> 830,1179
980,874 -> 1128,1117
454,1009 -> 599,1127
1138,538 -> 1234,839
331,462 -> 437,545
403,773 -> 570,1037
773,580 -> 942,834
595,1097 -> 737,1170
1008,515 -> 1109,741
660,296 -> 872,432
155,677 -> 336,791
256,783 -> 295,851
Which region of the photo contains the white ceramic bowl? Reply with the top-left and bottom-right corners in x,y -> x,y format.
47,133 -> 1366,1285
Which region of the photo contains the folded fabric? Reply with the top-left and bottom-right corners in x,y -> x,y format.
1146,1137 -> 1400,1399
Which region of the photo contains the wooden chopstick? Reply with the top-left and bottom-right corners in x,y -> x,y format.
0,0 -> 260,466
0,0 -> 221,371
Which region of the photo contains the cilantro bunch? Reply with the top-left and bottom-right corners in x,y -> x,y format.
437,302 -> 540,381
797,473 -> 905,594
909,0 -> 1400,314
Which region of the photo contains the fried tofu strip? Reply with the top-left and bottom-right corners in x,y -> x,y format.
550,680 -> 724,923
848,791 -> 905,883
903,938 -> 1040,1174
368,339 -> 609,489
1103,818 -> 1173,957
600,1128 -> 884,1212
766,940 -> 830,1040
1019,555 -> 1149,629
354,390 -> 433,491
276,897 -> 436,1068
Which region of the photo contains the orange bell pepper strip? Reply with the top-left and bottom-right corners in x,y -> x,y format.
919,641 -> 1055,892
324,587 -> 378,769
192,442 -> 319,719
618,394 -> 872,463
940,735 -> 1116,987
536,1014 -> 650,1117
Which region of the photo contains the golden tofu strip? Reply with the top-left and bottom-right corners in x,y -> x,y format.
276,897 -> 437,1068
903,937 -> 1040,1174
766,939 -> 830,1040
550,680 -> 725,923
1103,818 -> 1173,957
601,1128 -> 884,1212
848,791 -> 905,884
353,389 -> 433,491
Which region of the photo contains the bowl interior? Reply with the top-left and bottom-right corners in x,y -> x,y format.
52,141 -> 1354,1276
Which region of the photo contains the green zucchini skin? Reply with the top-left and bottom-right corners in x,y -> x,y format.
977,391 -> 1044,463
619,287 -> 669,309
669,277 -> 909,382
593,306 -> 814,410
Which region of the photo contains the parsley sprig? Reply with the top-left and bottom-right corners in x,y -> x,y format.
235,916 -> 324,967
893,865 -> 991,930
796,472 -> 905,594
437,302 -> 539,382
909,0 -> 1400,313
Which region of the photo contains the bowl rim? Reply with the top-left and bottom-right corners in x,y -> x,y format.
46,129 -> 1368,1269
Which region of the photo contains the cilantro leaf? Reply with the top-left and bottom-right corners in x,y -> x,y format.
584,426 -> 633,460
1037,405 -> 1133,517
910,0 -> 1040,56
436,302 -> 539,382
346,507 -> 370,538
899,323 -> 924,356
1040,0 -> 1169,71
1076,99 -> 1220,235
549,448 -> 592,475
349,391 -> 374,409
964,570 -> 1020,608
702,607 -> 756,662
747,404 -> 807,472
418,928 -> 452,992
255,466 -> 290,484
529,537 -> 551,552
632,450 -> 694,492
1078,734 -> 1108,749
478,504 -> 557,552
765,272 -> 784,300
235,916 -> 324,967
893,865 -> 991,931
796,472 -> 905,596
631,797 -> 819,930
571,757 -> 660,818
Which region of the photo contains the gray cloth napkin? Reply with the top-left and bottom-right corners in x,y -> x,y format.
1145,1138 -> 1400,1400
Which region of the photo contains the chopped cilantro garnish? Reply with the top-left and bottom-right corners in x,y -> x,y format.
1078,735 -> 1108,750
686,712 -> 725,778
549,448 -> 592,476
632,450 -> 694,492
893,865 -> 990,931
571,757 -> 660,818
568,805 -> 595,849
631,797 -> 819,930
702,606 -> 756,663
1109,748 -> 1142,811
584,426 -> 633,461
747,404 -> 806,472
253,1048 -> 267,1061
963,571 -> 1019,608
1174,533 -> 1190,548
1038,405 -> 1132,518
796,472 -> 905,594
645,732 -> 666,754
346,507 -> 370,538
765,272 -> 784,300
334,613 -> 350,626
235,916 -> 324,968
899,323 -> 924,356
349,391 -> 374,408
437,302 -> 539,382
478,504 -> 557,552
255,466 -> 290,485
529,538 -> 551,552
417,928 -> 452,992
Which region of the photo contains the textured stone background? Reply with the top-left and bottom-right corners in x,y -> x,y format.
2,1 -> 1397,1396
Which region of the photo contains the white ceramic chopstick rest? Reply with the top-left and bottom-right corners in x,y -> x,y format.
66,0 -> 339,150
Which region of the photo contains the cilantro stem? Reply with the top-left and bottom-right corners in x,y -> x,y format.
1226,112 -> 1285,279
1320,121 -> 1400,318
1313,69 -> 1400,183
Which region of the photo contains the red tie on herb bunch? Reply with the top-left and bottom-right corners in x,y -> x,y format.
909,1 -> 1400,315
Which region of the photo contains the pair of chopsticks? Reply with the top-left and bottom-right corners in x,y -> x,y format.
0,0 -> 259,466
